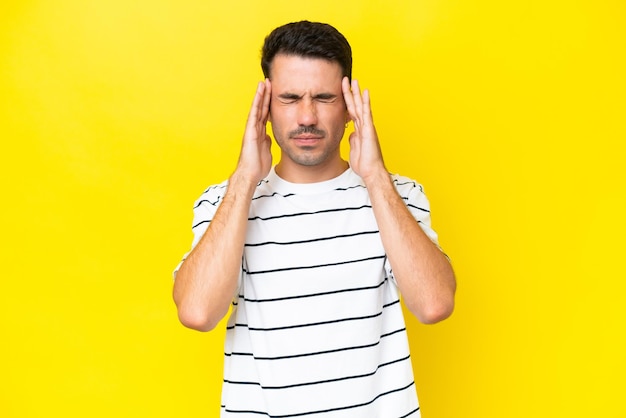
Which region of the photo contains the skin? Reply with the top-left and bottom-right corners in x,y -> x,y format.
173,54 -> 456,331
268,54 -> 350,183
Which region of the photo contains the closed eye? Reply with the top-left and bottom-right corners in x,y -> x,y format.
276,93 -> 339,104
314,94 -> 337,103
277,93 -> 301,104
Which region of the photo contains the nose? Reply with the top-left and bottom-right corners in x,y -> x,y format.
296,99 -> 318,127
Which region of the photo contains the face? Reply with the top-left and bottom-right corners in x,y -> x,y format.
268,54 -> 348,175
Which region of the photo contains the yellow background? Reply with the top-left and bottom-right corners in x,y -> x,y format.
1,1 -> 624,417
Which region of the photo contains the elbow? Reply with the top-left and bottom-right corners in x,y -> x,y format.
172,278 -> 225,332
176,305 -> 221,332
406,289 -> 455,325
416,269 -> 457,324
173,290 -> 224,332
416,299 -> 455,324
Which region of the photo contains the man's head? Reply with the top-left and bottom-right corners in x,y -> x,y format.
261,21 -> 352,81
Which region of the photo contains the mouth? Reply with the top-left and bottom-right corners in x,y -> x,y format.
292,136 -> 322,147
288,127 -> 326,147
293,133 -> 323,140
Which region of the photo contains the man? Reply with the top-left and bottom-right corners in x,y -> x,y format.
173,20 -> 455,418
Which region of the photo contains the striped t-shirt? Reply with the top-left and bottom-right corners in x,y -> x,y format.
187,167 -> 440,418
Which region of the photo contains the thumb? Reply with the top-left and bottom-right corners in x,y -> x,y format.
348,131 -> 359,149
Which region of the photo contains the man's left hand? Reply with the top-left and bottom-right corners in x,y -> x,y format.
342,77 -> 387,182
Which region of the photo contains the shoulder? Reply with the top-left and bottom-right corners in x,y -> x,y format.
390,173 -> 425,198
193,178 -> 229,210
193,172 -> 277,210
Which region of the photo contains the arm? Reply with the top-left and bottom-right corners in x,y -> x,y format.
173,80 -> 272,331
342,78 -> 456,324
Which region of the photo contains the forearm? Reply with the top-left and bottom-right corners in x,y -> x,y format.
173,171 -> 257,331
364,169 -> 456,324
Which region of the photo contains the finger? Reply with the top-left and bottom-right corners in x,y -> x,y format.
351,79 -> 364,126
342,77 -> 357,121
348,131 -> 359,153
246,81 -> 266,127
362,88 -> 372,125
260,79 -> 271,123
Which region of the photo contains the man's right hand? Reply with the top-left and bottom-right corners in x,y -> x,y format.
235,79 -> 272,184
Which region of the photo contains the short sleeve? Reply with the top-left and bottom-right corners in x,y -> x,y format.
384,175 -> 448,282
172,181 -> 228,279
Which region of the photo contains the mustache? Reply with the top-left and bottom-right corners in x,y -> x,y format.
288,126 -> 326,138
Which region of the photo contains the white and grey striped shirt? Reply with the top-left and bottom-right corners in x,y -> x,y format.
186,167 -> 440,418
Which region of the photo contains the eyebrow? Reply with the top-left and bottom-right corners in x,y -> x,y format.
314,93 -> 338,100
277,93 -> 301,100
